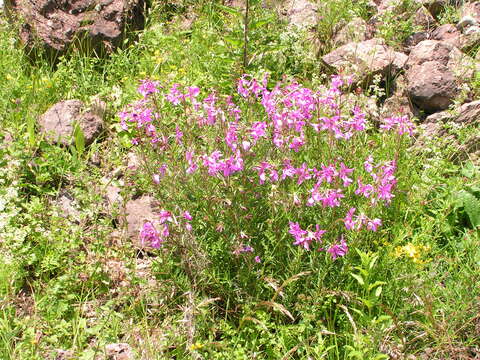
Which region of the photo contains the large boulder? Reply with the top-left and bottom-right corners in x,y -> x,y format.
405,40 -> 475,112
322,38 -> 407,85
5,0 -> 145,55
38,99 -> 104,145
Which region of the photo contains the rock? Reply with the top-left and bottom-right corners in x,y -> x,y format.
459,30 -> 480,52
419,0 -> 449,18
415,100 -> 480,162
122,195 -> 157,247
460,1 -> 480,24
457,15 -> 479,32
426,100 -> 480,124
322,38 -> 408,86
105,343 -> 132,360
38,100 -> 103,146
280,0 -> 318,28
405,40 -> 474,112
432,23 -> 480,52
105,184 -> 123,208
413,6 -> 436,30
5,0 -> 145,56
431,24 -> 462,48
381,75 -> 418,118
332,17 -> 368,48
56,194 -> 80,220
403,31 -> 430,53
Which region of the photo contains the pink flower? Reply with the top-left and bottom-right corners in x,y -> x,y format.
183,211 -> 192,221
255,256 -> 261,263
175,126 -> 183,144
380,115 -> 415,136
344,208 -> 356,230
327,237 -> 348,260
137,79 -> 159,97
140,221 -> 163,248
159,210 -> 173,224
367,218 -> 382,231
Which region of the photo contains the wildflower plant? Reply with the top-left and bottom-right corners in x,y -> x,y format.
119,74 -> 415,283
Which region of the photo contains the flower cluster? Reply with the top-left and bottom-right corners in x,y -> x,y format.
120,74 -> 414,262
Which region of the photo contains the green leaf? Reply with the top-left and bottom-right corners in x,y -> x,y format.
461,162 -> 477,179
224,36 -> 244,48
214,3 -> 242,16
457,190 -> 480,227
73,123 -> 85,155
351,273 -> 364,286
375,286 -> 383,298
250,16 -> 274,30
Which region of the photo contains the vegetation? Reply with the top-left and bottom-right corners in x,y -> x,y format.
0,1 -> 479,359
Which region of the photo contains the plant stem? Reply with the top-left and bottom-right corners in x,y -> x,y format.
243,0 -> 250,69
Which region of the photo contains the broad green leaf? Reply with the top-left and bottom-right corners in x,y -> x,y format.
351,273 -> 364,286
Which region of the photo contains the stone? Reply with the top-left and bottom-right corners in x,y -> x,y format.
431,24 -> 462,48
322,38 -> 408,86
426,100 -> 480,124
403,31 -> 430,53
419,0 -> 449,18
38,100 -> 103,146
457,15 -> 479,32
381,75 -> 418,118
105,343 -> 132,360
460,1 -> 480,24
412,6 -> 436,30
5,0 -> 145,56
280,0 -> 318,28
415,100 -> 480,162
332,17 -> 368,48
405,40 -> 475,112
122,195 -> 157,247
56,194 -> 80,220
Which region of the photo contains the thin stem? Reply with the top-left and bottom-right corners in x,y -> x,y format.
243,0 -> 250,69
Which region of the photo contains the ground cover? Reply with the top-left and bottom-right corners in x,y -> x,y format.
0,1 -> 479,359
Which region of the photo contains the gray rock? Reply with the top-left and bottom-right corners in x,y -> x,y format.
38,100 -> 103,146
415,100 -> 480,162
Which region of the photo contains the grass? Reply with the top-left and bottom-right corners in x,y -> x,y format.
0,1 -> 479,359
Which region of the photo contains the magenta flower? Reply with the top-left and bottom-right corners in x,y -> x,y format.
344,208 -> 356,230
137,79 -> 160,98
183,211 -> 192,221
255,256 -> 261,263
327,237 -> 348,260
140,221 -> 163,248
159,210 -> 173,224
380,115 -> 415,136
367,218 -> 382,231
